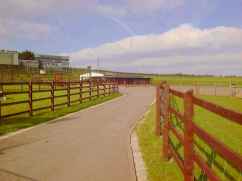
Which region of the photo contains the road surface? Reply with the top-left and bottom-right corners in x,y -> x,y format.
0,86 -> 154,181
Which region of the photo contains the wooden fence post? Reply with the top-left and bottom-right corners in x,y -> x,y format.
0,99 -> 2,123
89,80 -> 92,100
80,81 -> 83,103
51,81 -> 55,111
97,81 -> 100,97
116,82 -> 119,93
108,83 -> 111,95
183,90 -> 194,181
104,83 -> 106,96
112,83 -> 115,93
156,85 -> 161,136
67,81 -> 71,106
163,83 -> 171,160
28,81 -> 33,116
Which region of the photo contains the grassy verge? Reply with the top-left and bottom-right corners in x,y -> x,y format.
136,95 -> 242,181
0,93 -> 121,135
151,76 -> 242,86
136,104 -> 182,181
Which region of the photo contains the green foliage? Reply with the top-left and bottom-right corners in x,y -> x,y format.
0,93 -> 121,135
136,96 -> 242,181
136,105 -> 182,181
18,50 -> 35,60
152,76 -> 242,86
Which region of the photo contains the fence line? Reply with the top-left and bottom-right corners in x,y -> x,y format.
171,84 -> 242,97
0,80 -> 119,121
156,82 -> 242,181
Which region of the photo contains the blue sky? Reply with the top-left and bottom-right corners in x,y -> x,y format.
0,0 -> 242,75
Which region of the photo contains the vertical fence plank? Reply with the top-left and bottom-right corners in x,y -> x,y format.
116,82 -> 119,93
163,83 -> 171,160
28,81 -> 33,116
51,81 -> 55,111
89,80 -> 92,100
108,83 -> 111,95
112,83 -> 114,93
104,83 -> 106,96
156,85 -> 161,136
0,82 -> 2,122
183,90 -> 194,181
67,81 -> 71,107
80,81 -> 82,103
97,81 -> 100,97
0,98 -> 2,123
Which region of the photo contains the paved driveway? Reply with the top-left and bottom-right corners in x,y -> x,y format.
0,86 -> 154,181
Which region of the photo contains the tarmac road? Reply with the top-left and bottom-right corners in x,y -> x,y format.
0,86 -> 154,181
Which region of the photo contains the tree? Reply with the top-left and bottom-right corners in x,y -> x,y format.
18,50 -> 35,60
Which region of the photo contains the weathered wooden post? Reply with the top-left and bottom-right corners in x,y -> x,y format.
104,83 -> 106,96
0,94 -> 2,123
183,90 -> 194,181
108,83 -> 111,95
162,83 -> 171,160
97,80 -> 100,98
51,81 -> 55,111
156,85 -> 161,136
80,80 -> 83,103
89,80 -> 92,100
0,86 -> 3,123
67,81 -> 71,106
28,81 -> 33,116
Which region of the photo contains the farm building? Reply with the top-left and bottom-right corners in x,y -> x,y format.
0,50 -> 19,65
19,54 -> 70,71
80,72 -> 104,80
80,71 -> 151,85
106,76 -> 151,85
35,54 -> 70,70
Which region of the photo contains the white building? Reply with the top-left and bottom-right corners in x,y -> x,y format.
80,72 -> 104,80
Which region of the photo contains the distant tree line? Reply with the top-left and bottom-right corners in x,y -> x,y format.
18,50 -> 35,60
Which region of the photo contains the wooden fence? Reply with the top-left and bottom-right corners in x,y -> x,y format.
156,82 -> 242,181
171,84 -> 242,97
0,80 -> 118,120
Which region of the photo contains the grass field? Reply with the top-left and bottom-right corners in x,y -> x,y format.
0,93 -> 121,135
152,76 -> 242,86
1,83 -> 109,117
136,95 -> 242,181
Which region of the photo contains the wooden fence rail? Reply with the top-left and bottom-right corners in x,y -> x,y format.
0,80 -> 119,121
156,82 -> 242,181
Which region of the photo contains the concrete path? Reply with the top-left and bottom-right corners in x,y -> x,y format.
0,86 -> 154,181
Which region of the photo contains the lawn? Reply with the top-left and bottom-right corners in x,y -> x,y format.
136,95 -> 242,181
0,93 -> 121,135
1,83 -> 108,117
152,76 -> 242,86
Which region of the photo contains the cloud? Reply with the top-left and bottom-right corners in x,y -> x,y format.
67,24 -> 242,75
127,0 -> 185,13
0,18 -> 55,41
0,0 -> 97,18
95,4 -> 128,17
0,0 -> 97,41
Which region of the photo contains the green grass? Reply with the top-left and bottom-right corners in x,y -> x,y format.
136,104 -> 182,181
152,76 -> 242,86
136,95 -> 242,181
0,93 -> 121,135
1,84 -> 104,117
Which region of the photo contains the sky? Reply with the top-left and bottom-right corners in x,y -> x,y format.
0,0 -> 242,75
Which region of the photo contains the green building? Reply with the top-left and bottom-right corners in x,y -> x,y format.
0,50 -> 19,65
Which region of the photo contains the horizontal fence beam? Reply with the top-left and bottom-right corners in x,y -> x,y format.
156,82 -> 242,181
192,122 -> 242,171
0,80 -> 119,120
